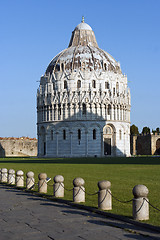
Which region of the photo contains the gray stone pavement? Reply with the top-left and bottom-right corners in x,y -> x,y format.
0,185 -> 159,240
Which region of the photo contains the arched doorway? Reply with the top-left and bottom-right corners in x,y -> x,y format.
103,124 -> 116,156
40,126 -> 46,156
156,138 -> 160,155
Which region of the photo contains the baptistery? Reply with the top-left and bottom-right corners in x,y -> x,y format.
37,18 -> 131,157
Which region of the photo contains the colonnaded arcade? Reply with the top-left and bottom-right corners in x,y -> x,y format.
37,18 -> 131,157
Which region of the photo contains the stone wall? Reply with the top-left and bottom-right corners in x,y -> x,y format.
0,137 -> 37,157
130,133 -> 160,155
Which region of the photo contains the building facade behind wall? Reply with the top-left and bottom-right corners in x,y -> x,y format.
37,19 -> 131,157
131,133 -> 160,155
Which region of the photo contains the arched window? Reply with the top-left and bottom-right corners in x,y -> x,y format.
105,82 -> 109,89
114,105 -> 116,120
105,126 -> 112,134
117,105 -> 119,120
47,106 -> 49,121
119,130 -> 122,140
93,129 -> 96,140
107,104 -> 111,115
77,80 -> 81,88
50,106 -> 52,121
63,104 -> 65,119
61,63 -> 64,71
120,105 -> 122,120
82,62 -> 85,70
104,63 -> 107,71
78,129 -> 81,140
58,105 -> 61,119
63,130 -> 66,140
64,80 -> 67,89
55,64 -> 60,72
53,82 -> 55,90
82,103 -> 86,115
113,87 -> 115,95
116,82 -> 119,93
92,80 -> 96,88
51,130 -> 53,140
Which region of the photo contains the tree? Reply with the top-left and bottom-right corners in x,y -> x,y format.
130,124 -> 139,135
142,126 -> 150,135
152,129 -> 156,134
156,127 -> 160,133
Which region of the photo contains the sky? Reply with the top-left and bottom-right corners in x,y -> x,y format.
0,0 -> 160,138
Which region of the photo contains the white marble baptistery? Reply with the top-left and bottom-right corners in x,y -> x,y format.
37,18 -> 131,157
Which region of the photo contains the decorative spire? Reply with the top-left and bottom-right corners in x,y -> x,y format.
82,16 -> 84,23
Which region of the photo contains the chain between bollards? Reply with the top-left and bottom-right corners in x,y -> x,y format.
144,198 -> 160,212
60,182 -> 73,192
80,186 -> 99,196
107,190 -> 132,203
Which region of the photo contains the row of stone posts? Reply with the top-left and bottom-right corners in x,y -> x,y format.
0,168 -> 149,221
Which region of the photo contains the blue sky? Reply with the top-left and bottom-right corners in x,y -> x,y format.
0,0 -> 160,138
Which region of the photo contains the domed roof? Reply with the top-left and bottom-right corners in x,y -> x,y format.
46,19 -> 121,75
75,22 -> 92,31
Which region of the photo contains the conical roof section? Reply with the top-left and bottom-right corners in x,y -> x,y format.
45,19 -> 121,75
68,18 -> 98,47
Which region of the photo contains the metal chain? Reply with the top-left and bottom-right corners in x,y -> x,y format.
47,182 -> 53,187
8,175 -> 14,182
26,178 -> 36,190
60,182 -> 73,192
38,180 -> 47,189
107,190 -> 132,203
80,186 -> 99,196
16,175 -> 24,183
144,198 -> 160,212
27,178 -> 35,185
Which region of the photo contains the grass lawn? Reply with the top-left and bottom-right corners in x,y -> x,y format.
0,156 -> 160,226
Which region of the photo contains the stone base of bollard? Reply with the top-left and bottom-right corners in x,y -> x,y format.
53,175 -> 64,197
26,178 -> 35,190
38,173 -> 47,193
73,186 -> 85,203
26,171 -> 35,190
1,168 -> 8,183
98,189 -> 112,210
16,170 -> 24,187
54,183 -> 64,197
98,180 -> 112,211
38,180 -> 47,193
8,169 -> 15,185
133,198 -> 149,221
132,184 -> 149,221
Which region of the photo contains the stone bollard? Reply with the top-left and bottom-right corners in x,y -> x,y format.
132,185 -> 149,221
26,171 -> 35,190
53,175 -> 64,197
16,170 -> 24,187
38,173 -> 47,193
8,169 -> 15,185
98,180 -> 112,210
73,177 -> 85,203
1,168 -> 8,183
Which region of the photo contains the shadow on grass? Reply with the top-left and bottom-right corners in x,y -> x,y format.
0,156 -> 160,165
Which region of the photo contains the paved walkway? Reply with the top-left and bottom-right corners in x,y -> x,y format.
0,185 -> 159,240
